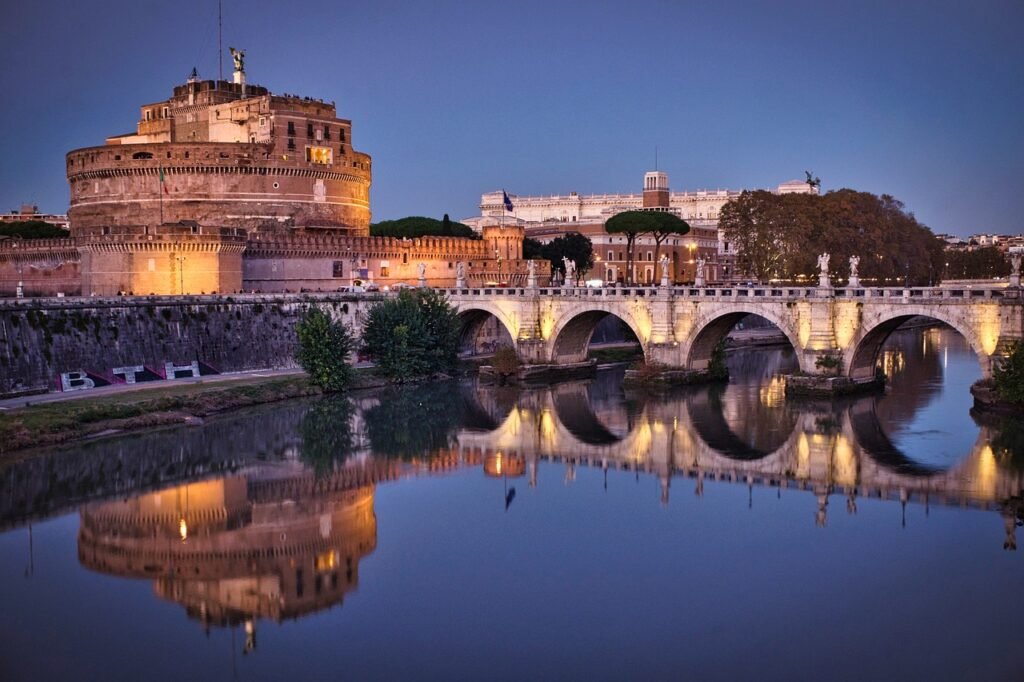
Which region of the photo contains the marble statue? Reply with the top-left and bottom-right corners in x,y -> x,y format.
849,255 -> 860,278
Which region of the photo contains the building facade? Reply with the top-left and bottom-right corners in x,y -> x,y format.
466,173 -> 817,284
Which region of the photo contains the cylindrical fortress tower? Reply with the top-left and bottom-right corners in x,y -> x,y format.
64,71 -> 374,295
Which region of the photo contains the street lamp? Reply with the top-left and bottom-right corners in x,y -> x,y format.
176,255 -> 186,294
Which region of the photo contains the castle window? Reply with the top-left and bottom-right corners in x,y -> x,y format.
323,126 -> 331,140
161,106 -> 169,118
144,110 -> 152,121
305,146 -> 332,165
332,261 -> 345,277
402,253 -> 408,264
607,250 -> 613,261
339,144 -> 345,155
287,121 -> 296,135
114,155 -> 121,161
166,151 -> 171,159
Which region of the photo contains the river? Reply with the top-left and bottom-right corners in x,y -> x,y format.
0,326 -> 1021,681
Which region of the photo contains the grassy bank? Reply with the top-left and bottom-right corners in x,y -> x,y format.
0,372 -> 387,459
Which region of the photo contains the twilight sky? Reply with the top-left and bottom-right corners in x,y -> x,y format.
1,0 -> 1021,236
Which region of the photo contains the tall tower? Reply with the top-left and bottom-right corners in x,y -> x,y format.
642,171 -> 670,208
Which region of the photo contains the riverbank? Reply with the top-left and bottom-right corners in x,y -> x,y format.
0,370 -> 394,460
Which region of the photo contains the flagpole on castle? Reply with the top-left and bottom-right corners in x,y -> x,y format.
159,165 -> 164,225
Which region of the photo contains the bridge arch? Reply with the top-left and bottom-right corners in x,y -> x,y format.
455,304 -> 518,356
686,307 -> 804,372
845,308 -> 990,380
548,305 -> 647,364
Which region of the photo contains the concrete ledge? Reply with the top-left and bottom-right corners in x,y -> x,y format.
784,374 -> 884,397
970,380 -> 1024,416
623,367 -> 723,390
479,360 -> 597,385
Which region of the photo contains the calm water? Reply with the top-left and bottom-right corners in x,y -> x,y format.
1,327 -> 1022,681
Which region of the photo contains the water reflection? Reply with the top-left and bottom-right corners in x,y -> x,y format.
78,463 -> 382,642
2,327 -> 1022,663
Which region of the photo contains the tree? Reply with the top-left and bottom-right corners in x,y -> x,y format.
370,216 -> 480,240
0,220 -> 69,240
299,397 -> 356,475
718,191 -> 801,283
994,342 -> 1024,405
604,211 -> 688,284
295,307 -> 355,391
361,288 -> 460,381
943,247 -> 1010,280
719,189 -> 944,285
522,237 -> 546,261
645,212 -> 690,269
540,232 -> 595,284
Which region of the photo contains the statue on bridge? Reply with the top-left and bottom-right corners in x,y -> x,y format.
455,261 -> 467,288
695,257 -> 706,287
527,259 -> 538,288
817,252 -> 831,288
562,257 -> 576,287
659,254 -> 671,287
848,255 -> 861,288
1011,251 -> 1022,288
417,262 -> 427,287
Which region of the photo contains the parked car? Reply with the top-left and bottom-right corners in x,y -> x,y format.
365,282 -> 380,292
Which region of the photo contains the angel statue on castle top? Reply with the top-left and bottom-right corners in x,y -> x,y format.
229,47 -> 245,73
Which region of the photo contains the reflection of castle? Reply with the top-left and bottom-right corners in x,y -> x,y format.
78,465 -> 377,637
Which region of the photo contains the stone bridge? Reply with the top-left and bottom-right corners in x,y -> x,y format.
446,283 -> 1024,379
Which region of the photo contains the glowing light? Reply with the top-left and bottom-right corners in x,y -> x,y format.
974,445 -> 997,500
179,517 -> 188,541
977,305 -> 1001,356
759,376 -> 786,407
833,435 -> 856,487
315,551 -> 338,572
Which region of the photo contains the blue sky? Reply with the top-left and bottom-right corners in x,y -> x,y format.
1,0 -> 1021,236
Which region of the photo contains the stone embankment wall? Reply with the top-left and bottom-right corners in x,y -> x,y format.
0,293 -> 377,396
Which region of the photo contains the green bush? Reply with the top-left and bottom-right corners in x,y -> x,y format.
361,289 -> 460,381
295,307 -> 355,391
994,342 -> 1024,405
708,339 -> 730,381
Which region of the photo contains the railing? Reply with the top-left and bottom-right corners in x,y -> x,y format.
438,284 -> 1018,301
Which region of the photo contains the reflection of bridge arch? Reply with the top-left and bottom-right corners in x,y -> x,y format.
686,388 -> 795,461
687,308 -> 803,372
846,308 -> 990,380
846,399 -> 945,476
551,384 -> 626,445
548,306 -> 647,363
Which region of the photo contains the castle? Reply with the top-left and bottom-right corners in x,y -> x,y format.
0,56 -> 520,297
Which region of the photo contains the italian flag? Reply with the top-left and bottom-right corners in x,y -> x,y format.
159,167 -> 168,194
